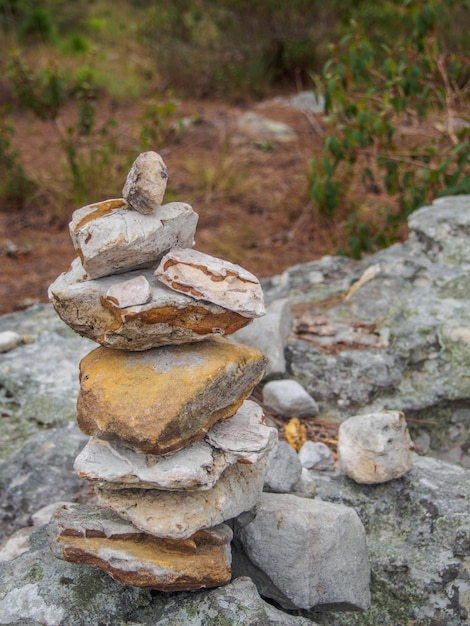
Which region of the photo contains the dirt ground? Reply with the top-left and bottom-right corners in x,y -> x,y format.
0,95 -> 341,316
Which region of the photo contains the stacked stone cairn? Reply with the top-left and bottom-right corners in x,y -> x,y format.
47,151 -> 278,591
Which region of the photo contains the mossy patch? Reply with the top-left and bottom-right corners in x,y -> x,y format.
71,572 -> 105,611
22,563 -> 43,583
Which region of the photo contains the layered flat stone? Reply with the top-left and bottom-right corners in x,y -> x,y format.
122,151 -> 168,214
74,400 -> 277,490
69,199 -> 197,279
48,503 -> 232,590
155,248 -> 265,318
49,260 -> 254,350
96,457 -> 268,540
77,339 -> 267,455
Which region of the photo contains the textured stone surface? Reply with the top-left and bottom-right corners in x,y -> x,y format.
48,504 -> 232,591
49,259 -> 253,350
262,379 -> 319,417
232,297 -> 292,377
0,525 -> 316,626
77,339 -> 266,455
69,199 -> 197,279
74,400 -> 276,490
338,411 -> 414,484
263,441 -> 302,493
96,458 -> 268,540
309,455 -> 470,626
122,151 -> 168,214
233,492 -> 370,611
0,305 -> 94,460
105,275 -> 151,308
155,247 -> 265,318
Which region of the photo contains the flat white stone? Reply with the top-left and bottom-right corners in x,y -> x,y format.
49,259 -> 253,349
105,275 -> 151,309
338,411 -> 414,484
122,151 -> 168,214
74,400 -> 277,490
155,248 -> 265,318
96,457 -> 268,540
69,199 -> 198,279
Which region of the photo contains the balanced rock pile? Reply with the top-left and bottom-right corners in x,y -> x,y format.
47,151 -> 277,591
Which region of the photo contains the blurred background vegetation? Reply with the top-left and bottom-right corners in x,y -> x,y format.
0,0 -> 469,257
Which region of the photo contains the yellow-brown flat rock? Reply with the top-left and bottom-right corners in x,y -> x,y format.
77,338 -> 267,455
48,503 -> 232,591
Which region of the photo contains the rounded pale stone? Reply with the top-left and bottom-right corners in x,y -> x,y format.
123,151 -> 168,214
262,379 -> 319,418
338,411 -> 414,484
0,331 -> 22,353
77,338 -> 267,455
48,503 -> 232,591
105,275 -> 151,309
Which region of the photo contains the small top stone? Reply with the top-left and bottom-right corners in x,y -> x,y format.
123,151 -> 168,214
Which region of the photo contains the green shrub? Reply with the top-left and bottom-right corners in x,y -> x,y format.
0,108 -> 35,210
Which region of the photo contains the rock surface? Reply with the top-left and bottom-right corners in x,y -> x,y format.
77,339 -> 266,455
338,411 -> 414,483
74,400 -> 277,490
69,199 -> 197,279
263,441 -> 302,493
233,492 -> 371,611
122,151 -> 168,214
49,259 -> 253,350
262,378 -> 319,417
1,525 -> 314,625
155,247 -> 265,317
48,504 -> 232,591
96,458 -> 268,540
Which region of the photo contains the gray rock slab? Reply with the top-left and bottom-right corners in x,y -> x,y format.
232,297 -> 292,377
0,305 -> 93,460
69,199 -> 197,279
262,379 -> 319,417
0,422 -> 90,543
338,411 -> 414,484
263,441 -> 302,493
0,525 -> 317,626
232,492 -> 371,611
308,455 -> 470,626
49,259 -> 254,349
155,247 -> 265,318
122,151 -> 168,214
74,400 -> 277,490
96,457 -> 268,540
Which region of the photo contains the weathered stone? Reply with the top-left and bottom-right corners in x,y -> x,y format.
262,379 -> 319,417
233,492 -> 370,611
232,297 -> 292,377
290,467 -> 317,498
96,458 -> 267,540
49,260 -> 254,350
48,504 -> 232,591
236,112 -> 297,143
0,330 -> 22,353
0,525 -> 316,626
155,248 -> 265,318
77,339 -> 266,455
122,151 -> 168,214
69,199 -> 197,279
263,441 -> 302,493
298,440 -> 334,469
105,275 -> 151,309
338,411 -> 414,484
74,400 -> 277,490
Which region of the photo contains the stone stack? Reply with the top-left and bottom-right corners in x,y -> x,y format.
47,151 -> 277,591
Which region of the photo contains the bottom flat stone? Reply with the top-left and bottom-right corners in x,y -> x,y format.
47,504 -> 232,591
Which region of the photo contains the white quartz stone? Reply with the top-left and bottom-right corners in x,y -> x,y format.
155,248 -> 265,318
338,411 -> 414,484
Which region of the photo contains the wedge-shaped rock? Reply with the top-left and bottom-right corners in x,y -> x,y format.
232,493 -> 371,611
74,400 -> 277,490
96,458 -> 267,540
49,260 -> 254,350
48,503 -> 232,591
77,339 -> 267,455
69,199 -> 197,279
155,248 -> 265,318
122,151 -> 168,214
